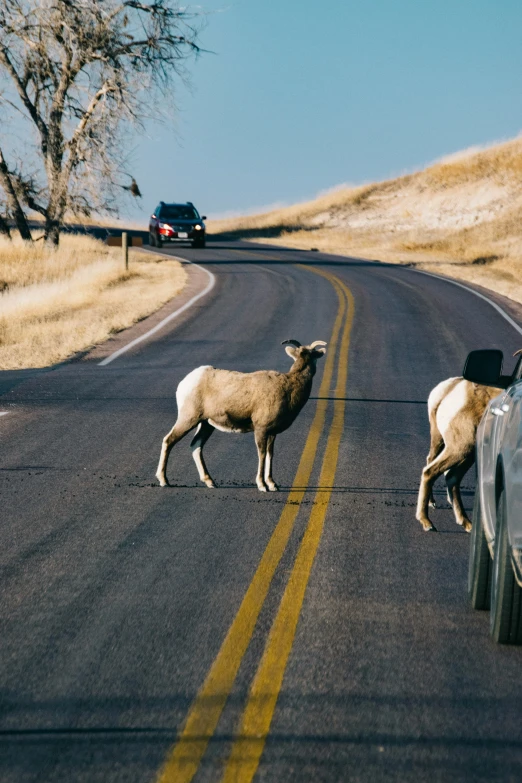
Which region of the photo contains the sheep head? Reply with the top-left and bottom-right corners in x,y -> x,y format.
282,339 -> 327,362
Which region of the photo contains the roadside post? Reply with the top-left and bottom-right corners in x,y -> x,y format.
122,232 -> 128,270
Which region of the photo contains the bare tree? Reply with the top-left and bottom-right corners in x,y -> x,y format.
0,0 -> 201,244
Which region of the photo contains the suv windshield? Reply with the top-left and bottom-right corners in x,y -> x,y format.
159,205 -> 199,220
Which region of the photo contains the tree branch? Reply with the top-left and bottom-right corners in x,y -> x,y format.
64,82 -> 115,179
0,146 -> 32,240
0,46 -> 48,146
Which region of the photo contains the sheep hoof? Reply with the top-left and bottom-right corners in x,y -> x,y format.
257,483 -> 268,492
461,519 -> 472,532
266,482 -> 278,492
203,478 -> 216,488
419,518 -> 437,532
156,474 -> 168,487
429,500 -> 436,509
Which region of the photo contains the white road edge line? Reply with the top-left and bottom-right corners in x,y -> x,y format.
98,249 -> 216,366
409,268 -> 522,339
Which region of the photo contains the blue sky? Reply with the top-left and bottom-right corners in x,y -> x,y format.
131,0 -> 522,221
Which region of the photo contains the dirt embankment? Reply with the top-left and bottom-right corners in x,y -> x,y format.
209,137 -> 522,308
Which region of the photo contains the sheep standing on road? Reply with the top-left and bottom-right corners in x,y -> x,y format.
156,339 -> 327,491
416,377 -> 500,532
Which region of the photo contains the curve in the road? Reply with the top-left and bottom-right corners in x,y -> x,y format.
4,239 -> 522,783
99,251 -> 216,366
414,269 -> 522,339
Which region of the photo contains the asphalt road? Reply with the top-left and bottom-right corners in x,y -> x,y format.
2,240 -> 522,783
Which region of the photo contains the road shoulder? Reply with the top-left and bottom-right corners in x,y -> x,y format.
84,252 -> 215,365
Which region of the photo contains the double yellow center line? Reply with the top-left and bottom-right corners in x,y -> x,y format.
157,263 -> 354,783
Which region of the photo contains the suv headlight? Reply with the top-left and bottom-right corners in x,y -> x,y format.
194,224 -> 202,231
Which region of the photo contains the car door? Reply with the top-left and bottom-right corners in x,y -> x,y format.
479,388 -> 509,542
499,376 -> 522,554
150,204 -> 161,234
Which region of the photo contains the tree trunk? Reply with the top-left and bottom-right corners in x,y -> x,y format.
0,212 -> 11,239
0,148 -> 32,242
44,217 -> 60,246
43,172 -> 67,247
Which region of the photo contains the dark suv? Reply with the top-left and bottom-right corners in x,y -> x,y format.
149,202 -> 207,248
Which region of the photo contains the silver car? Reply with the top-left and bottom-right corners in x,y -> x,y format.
467,349 -> 522,644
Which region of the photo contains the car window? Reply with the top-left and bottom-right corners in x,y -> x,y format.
159,205 -> 199,220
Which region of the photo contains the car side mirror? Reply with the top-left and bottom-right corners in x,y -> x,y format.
151,214 -> 156,219
463,349 -> 508,387
201,215 -> 207,220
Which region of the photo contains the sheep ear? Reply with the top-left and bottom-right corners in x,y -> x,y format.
311,346 -> 327,358
285,345 -> 299,359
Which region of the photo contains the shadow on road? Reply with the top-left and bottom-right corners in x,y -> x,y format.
311,397 -> 427,404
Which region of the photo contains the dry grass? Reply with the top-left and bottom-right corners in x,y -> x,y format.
0,233 -> 186,369
209,136 -> 522,307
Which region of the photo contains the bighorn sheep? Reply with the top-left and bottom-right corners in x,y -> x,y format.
416,377 -> 500,532
156,339 -> 327,491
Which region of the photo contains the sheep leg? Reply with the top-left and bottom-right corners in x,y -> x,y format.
156,417 -> 199,487
416,447 -> 460,532
190,421 -> 216,488
426,430 -> 444,508
445,453 -> 475,532
254,430 -> 269,492
264,435 -> 278,492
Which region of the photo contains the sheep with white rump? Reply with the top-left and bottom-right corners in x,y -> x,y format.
156,339 -> 327,491
416,377 -> 501,532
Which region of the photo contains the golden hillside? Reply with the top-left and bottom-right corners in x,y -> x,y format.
209,137 -> 522,306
